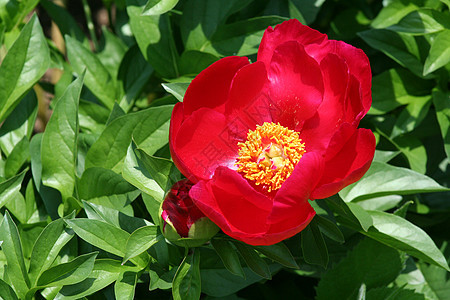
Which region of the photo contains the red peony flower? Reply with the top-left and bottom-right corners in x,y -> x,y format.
169,19 -> 376,246
160,179 -> 219,247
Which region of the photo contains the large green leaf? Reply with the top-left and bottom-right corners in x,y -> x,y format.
114,271 -> 138,300
78,167 -> 140,211
56,259 -> 138,300
172,249 -> 201,300
127,0 -> 179,78
423,29 -> 450,75
0,14 -> 50,123
363,211 -> 449,271
85,105 -> 173,172
316,238 -> 403,300
28,218 -> 75,286
36,252 -> 98,287
358,29 -> 425,77
64,218 -> 148,268
388,9 -> 450,35
339,162 -> 448,202
41,74 -> 84,201
65,36 -> 116,109
371,0 -> 421,29
123,225 -> 160,264
0,90 -> 37,156
0,211 -> 30,298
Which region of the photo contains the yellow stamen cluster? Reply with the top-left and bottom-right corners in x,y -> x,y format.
236,122 -> 306,192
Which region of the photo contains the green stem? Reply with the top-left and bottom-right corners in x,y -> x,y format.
81,0 -> 98,50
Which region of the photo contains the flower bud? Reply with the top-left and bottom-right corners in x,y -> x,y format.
160,179 -> 219,247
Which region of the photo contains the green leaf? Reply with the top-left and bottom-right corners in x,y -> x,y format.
371,0 -> 420,29
433,90 -> 450,159
234,242 -> 271,279
420,261 -> 450,299
388,9 -> 450,35
85,105 -> 173,172
358,29 -> 425,77
82,201 -> 149,233
316,238 -> 403,300
4,137 -> 29,178
301,218 -> 328,268
391,97 -> 431,138
363,211 -> 449,271
325,196 -> 373,232
288,0 -> 324,25
172,249 -> 202,300
0,14 -> 50,123
0,90 -> 37,156
0,211 -> 30,298
393,135 -> 428,174
78,100 -> 109,134
369,68 -> 432,115
162,82 -> 190,102
123,225 -> 160,264
78,167 -> 140,211
255,242 -> 299,269
178,51 -> 219,76
211,239 -> 245,277
97,27 -> 127,80
114,271 -> 138,300
28,218 -> 75,286
56,259 -> 136,300
423,29 -> 450,75
339,162 -> 448,202
315,215 -> 345,244
135,148 -> 181,192
366,287 -> 425,300
122,143 -> 165,200
127,0 -> 179,78
64,218 -> 149,268
65,36 -> 116,109
117,45 -> 153,112
41,73 -> 84,201
0,278 -> 19,300
36,252 -> 98,287
142,0 -> 179,15
0,168 -> 26,209
142,193 -> 162,225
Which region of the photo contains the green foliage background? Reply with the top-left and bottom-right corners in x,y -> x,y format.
0,0 -> 449,299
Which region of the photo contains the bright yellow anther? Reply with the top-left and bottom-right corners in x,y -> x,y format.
235,122 -> 306,192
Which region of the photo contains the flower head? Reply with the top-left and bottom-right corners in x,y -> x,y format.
169,19 -> 375,245
160,179 -> 219,247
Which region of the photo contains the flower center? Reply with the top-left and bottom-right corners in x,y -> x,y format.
235,122 -> 306,192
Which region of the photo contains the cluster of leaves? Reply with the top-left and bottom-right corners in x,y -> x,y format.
0,0 -> 449,299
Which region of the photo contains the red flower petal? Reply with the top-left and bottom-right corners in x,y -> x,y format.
174,108 -> 238,181
266,41 -> 324,129
190,167 -> 272,236
183,56 -> 249,117
269,152 -> 324,223
311,128 -> 376,199
258,19 -> 327,68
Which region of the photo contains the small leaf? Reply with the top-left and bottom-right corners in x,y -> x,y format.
114,271 -> 138,300
0,168 -> 27,209
433,90 -> 450,159
123,225 -> 160,264
423,29 -> 450,75
211,239 -> 245,277
315,215 -> 345,244
301,218 -> 328,268
41,73 -> 84,201
255,242 -> 299,269
0,14 -> 50,123
142,0 -> 179,15
162,82 -> 190,102
28,218 -> 75,286
388,9 -> 450,35
4,137 -> 29,178
172,249 -> 202,300
234,242 -> 271,279
36,252 -> 98,287
0,211 -> 30,298
325,196 -> 373,232
0,278 -> 19,300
